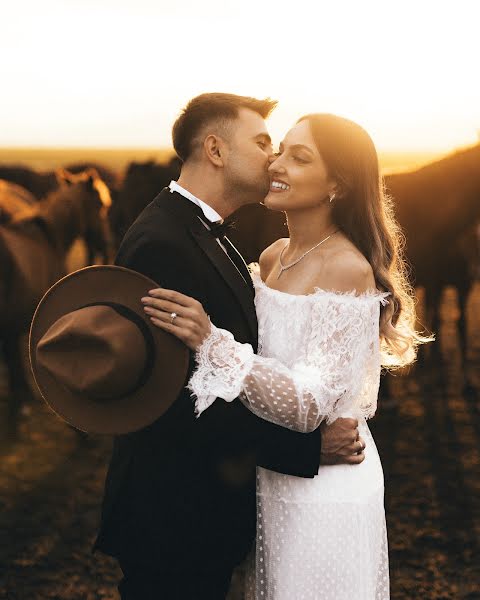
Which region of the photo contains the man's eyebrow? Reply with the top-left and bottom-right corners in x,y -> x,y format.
255,133 -> 272,143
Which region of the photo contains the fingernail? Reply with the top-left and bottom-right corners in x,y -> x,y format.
141,298 -> 148,303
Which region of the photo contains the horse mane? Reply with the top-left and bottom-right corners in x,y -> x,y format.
63,162 -> 119,190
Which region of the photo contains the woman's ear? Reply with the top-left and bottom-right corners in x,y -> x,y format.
329,181 -> 347,202
204,134 -> 225,167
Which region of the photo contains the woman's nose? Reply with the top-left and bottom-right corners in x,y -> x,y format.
268,157 -> 285,173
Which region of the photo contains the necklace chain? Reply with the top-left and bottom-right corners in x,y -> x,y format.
277,230 -> 338,279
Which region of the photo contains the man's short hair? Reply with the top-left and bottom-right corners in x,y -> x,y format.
172,93 -> 277,162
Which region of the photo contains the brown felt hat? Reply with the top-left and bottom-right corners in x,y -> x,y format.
29,265 -> 189,434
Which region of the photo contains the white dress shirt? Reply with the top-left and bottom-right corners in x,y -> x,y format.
168,180 -> 222,224
168,179 -> 229,254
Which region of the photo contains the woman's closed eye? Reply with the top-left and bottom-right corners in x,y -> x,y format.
292,155 -> 309,164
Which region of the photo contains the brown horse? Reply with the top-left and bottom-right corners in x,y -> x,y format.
0,165 -> 57,200
0,169 -> 112,440
0,163 -> 116,264
0,180 -> 38,223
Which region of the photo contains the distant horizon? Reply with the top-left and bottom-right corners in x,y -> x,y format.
0,145 -> 452,175
0,144 -> 459,153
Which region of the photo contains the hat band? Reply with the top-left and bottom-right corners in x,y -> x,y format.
81,301 -> 156,401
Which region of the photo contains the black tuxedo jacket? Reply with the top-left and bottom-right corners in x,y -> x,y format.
95,188 -> 322,572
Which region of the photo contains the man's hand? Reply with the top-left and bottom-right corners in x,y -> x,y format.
320,418 -> 365,465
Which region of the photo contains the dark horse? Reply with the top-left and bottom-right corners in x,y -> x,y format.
228,144 -> 480,380
109,157 -> 181,251
385,145 -> 480,372
0,170 -> 112,440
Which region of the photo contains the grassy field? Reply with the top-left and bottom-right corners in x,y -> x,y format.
0,147 -> 176,173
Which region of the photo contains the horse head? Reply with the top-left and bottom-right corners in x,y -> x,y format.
55,168 -> 114,263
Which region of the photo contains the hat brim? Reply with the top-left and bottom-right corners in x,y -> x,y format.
29,265 -> 189,434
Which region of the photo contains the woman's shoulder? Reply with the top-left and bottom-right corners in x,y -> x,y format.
316,240 -> 376,294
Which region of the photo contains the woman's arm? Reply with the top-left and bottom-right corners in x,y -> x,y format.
192,297 -> 383,431
142,287 -> 387,433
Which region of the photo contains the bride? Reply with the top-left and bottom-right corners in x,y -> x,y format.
142,113 -> 427,599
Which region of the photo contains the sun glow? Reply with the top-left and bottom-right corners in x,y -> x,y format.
1,0 -> 479,152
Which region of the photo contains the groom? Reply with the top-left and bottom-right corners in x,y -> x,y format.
95,93 -> 365,599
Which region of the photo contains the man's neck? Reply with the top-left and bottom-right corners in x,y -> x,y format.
176,170 -> 235,220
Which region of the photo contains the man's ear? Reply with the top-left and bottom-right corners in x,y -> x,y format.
203,134 -> 225,167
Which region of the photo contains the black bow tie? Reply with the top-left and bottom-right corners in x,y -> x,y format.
205,218 -> 236,239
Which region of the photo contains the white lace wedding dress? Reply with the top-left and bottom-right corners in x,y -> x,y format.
189,272 -> 390,599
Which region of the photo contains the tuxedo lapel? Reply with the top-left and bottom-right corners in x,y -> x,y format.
189,219 -> 258,345
156,187 -> 258,345
223,237 -> 254,294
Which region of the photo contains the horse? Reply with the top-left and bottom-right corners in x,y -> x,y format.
0,169 -> 113,440
0,163 -> 117,264
0,165 -> 57,199
110,157 -> 181,250
385,144 -> 480,385
0,180 -> 38,223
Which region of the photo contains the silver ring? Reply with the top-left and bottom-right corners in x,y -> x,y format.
170,312 -> 177,324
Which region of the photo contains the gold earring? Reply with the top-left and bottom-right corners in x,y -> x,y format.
329,193 -> 336,203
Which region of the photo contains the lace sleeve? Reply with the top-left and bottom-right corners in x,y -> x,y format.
188,294 -> 387,432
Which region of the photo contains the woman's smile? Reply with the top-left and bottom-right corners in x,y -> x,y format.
270,179 -> 291,192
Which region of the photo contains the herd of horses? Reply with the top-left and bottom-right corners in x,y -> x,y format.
0,144 -> 479,440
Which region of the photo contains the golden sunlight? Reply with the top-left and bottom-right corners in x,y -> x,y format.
1,0 -> 478,152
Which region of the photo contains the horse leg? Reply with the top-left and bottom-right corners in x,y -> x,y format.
419,282 -> 443,395
421,282 -> 441,365
456,281 -> 474,394
3,333 -> 33,440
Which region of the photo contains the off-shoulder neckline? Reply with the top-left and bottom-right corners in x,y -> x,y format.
251,272 -> 390,303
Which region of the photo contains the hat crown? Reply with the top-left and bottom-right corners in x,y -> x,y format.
29,264 -> 189,434
36,305 -> 147,401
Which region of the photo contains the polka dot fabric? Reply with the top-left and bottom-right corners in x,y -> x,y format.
189,273 -> 390,598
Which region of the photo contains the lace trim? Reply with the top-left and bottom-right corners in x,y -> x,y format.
188,325 -> 255,416
252,272 -> 391,305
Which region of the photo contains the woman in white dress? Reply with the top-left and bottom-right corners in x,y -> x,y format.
143,114 -> 427,599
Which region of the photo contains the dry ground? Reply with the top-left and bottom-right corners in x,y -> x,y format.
1,286 -> 479,599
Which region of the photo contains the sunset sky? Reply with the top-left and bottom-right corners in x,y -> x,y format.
2,0 -> 479,152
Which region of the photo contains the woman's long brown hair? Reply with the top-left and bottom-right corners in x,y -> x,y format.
298,113 -> 431,367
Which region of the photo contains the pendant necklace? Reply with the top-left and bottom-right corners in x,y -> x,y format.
277,230 -> 338,279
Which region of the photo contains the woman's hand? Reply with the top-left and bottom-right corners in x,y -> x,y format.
141,288 -> 211,351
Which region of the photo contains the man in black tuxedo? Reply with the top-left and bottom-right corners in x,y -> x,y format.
95,93 -> 365,599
